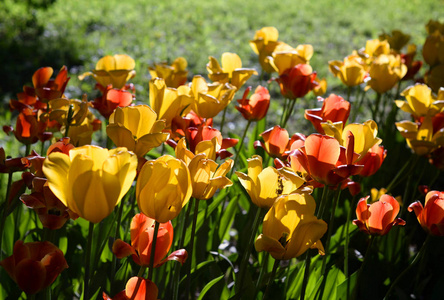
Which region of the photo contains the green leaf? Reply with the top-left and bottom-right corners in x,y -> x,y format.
197,275 -> 224,300
336,271 -> 358,300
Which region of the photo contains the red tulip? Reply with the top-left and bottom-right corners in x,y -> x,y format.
276,64 -> 318,99
358,144 -> 387,177
93,84 -> 133,119
0,240 -> 68,294
409,190 -> 444,236
353,194 -> 406,235
305,94 -> 350,134
235,85 -> 270,121
103,277 -> 158,300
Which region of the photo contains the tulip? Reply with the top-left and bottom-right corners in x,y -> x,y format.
259,125 -> 290,159
103,277 -> 158,300
255,193 -> 327,259
275,64 -> 318,100
366,54 -> 407,94
395,84 -> 444,119
206,52 -> 257,89
268,44 -> 314,75
190,75 -> 237,119
305,94 -> 351,134
48,96 -> 91,128
79,54 -> 136,89
328,54 -> 367,87
235,86 -> 270,121
112,213 -> 176,267
409,190 -> 444,236
136,155 -> 192,223
353,194 -> 406,235
425,19 -> 444,35
14,108 -> 39,145
67,113 -> 102,146
363,39 -> 391,58
313,78 -> 327,96
358,144 -> 387,177
148,57 -> 188,88
27,66 -> 70,102
401,45 -> 423,81
106,105 -> 170,157
92,85 -> 133,119
425,64 -> 444,93
379,29 -> 411,53
149,78 -> 193,128
236,155 -> 304,208
43,145 -> 137,223
175,138 -> 233,200
0,240 -> 68,294
422,31 -> 444,67
46,137 -> 75,156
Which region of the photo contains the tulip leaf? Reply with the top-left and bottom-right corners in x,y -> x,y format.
336,271 -> 358,300
218,194 -> 239,241
307,265 -> 345,300
196,275 -> 224,300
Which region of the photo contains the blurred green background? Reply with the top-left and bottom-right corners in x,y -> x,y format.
1,0 -> 441,103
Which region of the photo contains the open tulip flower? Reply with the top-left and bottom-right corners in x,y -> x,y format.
396,115 -> 444,156
106,105 -> 170,157
365,54 -> 407,94
0,240 -> 68,295
136,155 -> 192,223
395,84 -> 444,120
12,107 -> 41,145
22,66 -> 70,103
149,78 -> 193,128
148,56 -> 188,88
425,64 -> 444,94
190,75 -> 237,119
409,190 -> 444,236
255,192 -> 327,260
43,145 -> 137,223
258,125 -> 291,159
235,85 -> 270,121
112,213 -> 187,267
207,52 -> 257,90
362,39 -> 391,60
249,26 -> 292,74
357,144 -> 387,177
236,155 -> 304,208
353,194 -> 406,235
79,54 -> 136,89
92,84 -> 133,119
103,277 -> 158,300
268,44 -> 314,75
305,94 -> 351,134
379,29 -> 411,53
328,54 -> 368,87
275,64 -> 318,100
48,95 -> 92,128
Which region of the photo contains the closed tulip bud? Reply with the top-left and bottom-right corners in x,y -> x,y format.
43,145 -> 138,223
235,86 -> 270,121
136,155 -> 192,223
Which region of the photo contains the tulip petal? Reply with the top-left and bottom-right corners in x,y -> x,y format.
43,152 -> 71,207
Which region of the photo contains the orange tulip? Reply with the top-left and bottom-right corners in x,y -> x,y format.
112,213 -> 187,267
26,66 -> 70,102
409,190 -> 444,236
235,86 -> 270,121
305,94 -> 351,134
276,64 -> 318,99
103,277 -> 158,300
357,144 -> 387,177
0,240 -> 68,294
259,125 -> 290,159
353,194 -> 406,235
92,85 -> 133,119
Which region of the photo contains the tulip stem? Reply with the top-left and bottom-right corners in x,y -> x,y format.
347,86 -> 352,103
148,221 -> 160,281
64,104 -> 74,138
230,120 -> 252,176
186,198 -> 200,299
83,221 -> 94,300
282,98 -> 297,128
220,107 -> 228,135
111,199 -> 126,280
300,250 -> 312,300
236,206 -> 263,296
25,143 -> 31,157
344,194 -> 359,278
386,154 -> 419,193
262,258 -> 279,300
353,235 -> 374,300
371,93 -> 382,123
0,171 -> 13,260
254,252 -> 269,298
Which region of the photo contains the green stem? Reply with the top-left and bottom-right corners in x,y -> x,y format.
148,221 -> 160,281
186,198 -> 200,299
354,236 -> 374,300
64,104 -> 74,138
344,195 -> 359,278
230,120 -> 252,176
282,98 -> 297,128
279,98 -> 289,127
263,259 -> 279,300
0,171 -> 13,260
236,206 -> 263,295
372,93 -> 382,123
83,222 -> 95,300
317,186 -> 330,219
254,252 -> 269,298
351,86 -> 365,123
384,235 -> 431,299
300,250 -> 312,300
347,86 -> 352,103
220,107 -> 228,135
40,140 -> 46,155
386,154 -> 418,193
320,187 -> 342,276
111,200 -> 125,280
25,143 -> 31,157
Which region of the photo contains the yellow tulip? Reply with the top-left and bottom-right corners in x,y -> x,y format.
148,57 -> 188,88
79,54 -> 136,89
269,44 -> 314,75
175,137 -> 232,200
396,116 -> 444,156
67,112 -> 100,146
363,39 -> 390,58
106,105 -> 169,157
379,30 -> 411,53
328,54 -> 367,87
136,155 -> 192,223
395,84 -> 444,118
255,193 -> 327,260
366,54 -> 407,94
249,26 -> 292,73
206,52 -> 257,89
43,145 -> 137,223
48,95 -> 91,127
425,64 -> 444,93
190,75 -> 236,119
236,155 -> 304,209
149,78 -> 193,128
